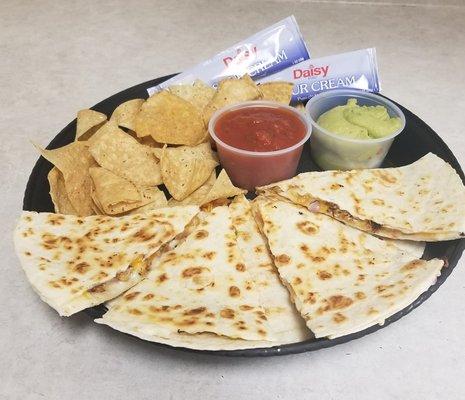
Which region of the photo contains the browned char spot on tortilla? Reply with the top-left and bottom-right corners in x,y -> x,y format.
317,295 -> 353,315
47,214 -> 65,226
317,270 -> 332,280
181,267 -> 202,278
401,260 -> 423,272
74,262 -> 90,274
333,312 -> 347,323
194,230 -> 209,240
305,292 -> 317,304
355,291 -> 366,300
183,307 -> 206,316
124,291 -> 140,301
296,221 -> 319,235
220,308 -> 235,319
372,198 -> 385,206
202,251 -> 216,260
293,276 -> 302,285
330,183 -> 344,190
275,254 -> 290,265
229,286 -> 241,297
235,263 -> 246,272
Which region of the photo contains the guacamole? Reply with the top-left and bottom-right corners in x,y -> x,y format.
317,98 -> 402,140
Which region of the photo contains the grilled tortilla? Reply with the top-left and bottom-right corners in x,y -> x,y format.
14,206 -> 199,316
97,205 -> 274,344
257,199 -> 444,339
258,153 -> 465,241
229,195 -> 311,343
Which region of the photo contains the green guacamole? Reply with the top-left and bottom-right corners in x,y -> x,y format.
316,98 -> 402,140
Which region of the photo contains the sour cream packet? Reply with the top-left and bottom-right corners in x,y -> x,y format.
257,48 -> 380,102
147,15 -> 310,95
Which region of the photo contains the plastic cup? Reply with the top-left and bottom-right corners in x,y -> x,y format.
208,101 -> 311,191
305,89 -> 406,170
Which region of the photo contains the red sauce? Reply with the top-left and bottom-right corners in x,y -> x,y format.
214,106 -> 307,152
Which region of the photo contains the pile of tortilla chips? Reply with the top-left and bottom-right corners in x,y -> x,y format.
37,75 -> 298,216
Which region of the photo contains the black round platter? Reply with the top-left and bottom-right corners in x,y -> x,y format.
23,74 -> 465,356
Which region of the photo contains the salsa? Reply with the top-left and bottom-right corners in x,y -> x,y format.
214,106 -> 307,152
210,104 -> 309,191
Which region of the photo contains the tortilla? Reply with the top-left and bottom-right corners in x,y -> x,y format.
138,136 -> 163,148
97,205 -> 274,342
110,99 -> 144,131
203,170 -> 247,204
85,120 -> 120,145
258,153 -> 465,241
97,319 -> 297,351
258,82 -> 294,105
75,109 -> 107,141
124,191 -> 168,215
203,75 -> 262,123
14,206 -> 199,316
229,195 -> 310,343
161,143 -> 218,200
168,171 -> 217,206
382,238 -> 425,259
135,91 -> 206,145
168,80 -> 215,111
37,142 -> 96,216
89,121 -> 162,186
47,167 -> 78,215
89,179 -> 105,214
256,199 -> 444,339
168,169 -> 246,207
89,167 -> 141,215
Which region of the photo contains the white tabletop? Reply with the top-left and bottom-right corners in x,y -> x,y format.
2,1 -> 464,399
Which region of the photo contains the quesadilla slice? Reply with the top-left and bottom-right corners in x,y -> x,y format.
256,199 -> 444,339
97,205 -> 274,346
258,153 -> 465,241
14,206 -> 199,316
229,195 -> 311,343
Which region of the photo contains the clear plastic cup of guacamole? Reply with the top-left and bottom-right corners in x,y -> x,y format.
305,89 -> 406,170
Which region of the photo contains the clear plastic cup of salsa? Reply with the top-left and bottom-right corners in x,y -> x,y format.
208,101 -> 311,191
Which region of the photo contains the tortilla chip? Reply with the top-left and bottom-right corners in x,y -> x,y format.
203,75 -> 262,123
168,169 -> 246,206
88,121 -> 163,186
125,189 -> 168,215
258,82 -> 294,105
152,147 -> 163,160
75,109 -> 107,141
168,79 -> 215,111
168,171 -> 216,206
161,143 -> 218,200
90,182 -> 105,214
47,167 -> 78,215
90,200 -> 103,215
110,99 -> 144,131
89,167 -> 141,215
138,135 -> 163,148
202,169 -> 247,204
135,91 -> 206,146
36,142 -> 96,216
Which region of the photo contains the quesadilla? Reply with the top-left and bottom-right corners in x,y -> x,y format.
229,195 -> 310,343
256,199 -> 444,339
97,205 -> 278,349
258,153 -> 465,241
14,206 -> 199,316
